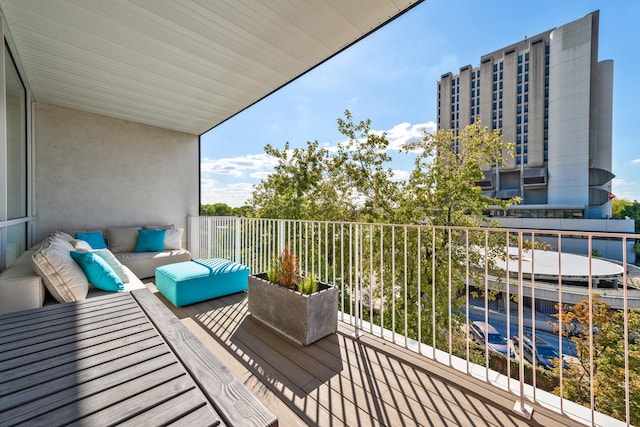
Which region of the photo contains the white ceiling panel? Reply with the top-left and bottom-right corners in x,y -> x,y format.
0,0 -> 422,135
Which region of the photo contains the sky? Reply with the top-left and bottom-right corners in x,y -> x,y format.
200,0 -> 640,207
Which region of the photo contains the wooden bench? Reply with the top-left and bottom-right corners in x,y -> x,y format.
0,288 -> 277,426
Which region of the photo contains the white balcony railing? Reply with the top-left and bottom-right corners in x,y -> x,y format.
188,216 -> 639,426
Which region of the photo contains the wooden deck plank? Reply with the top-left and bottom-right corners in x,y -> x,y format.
174,292 -> 440,426
178,292 -> 459,426
159,288 -> 582,427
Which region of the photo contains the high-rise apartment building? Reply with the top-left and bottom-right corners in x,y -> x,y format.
437,11 -> 613,219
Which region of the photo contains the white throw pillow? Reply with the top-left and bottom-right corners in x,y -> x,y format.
164,228 -> 183,250
91,248 -> 130,283
71,239 -> 93,252
32,235 -> 89,303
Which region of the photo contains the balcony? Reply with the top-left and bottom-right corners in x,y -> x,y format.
184,216 -> 639,426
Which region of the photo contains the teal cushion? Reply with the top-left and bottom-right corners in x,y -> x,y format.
134,229 -> 166,252
70,250 -> 124,291
75,231 -> 107,249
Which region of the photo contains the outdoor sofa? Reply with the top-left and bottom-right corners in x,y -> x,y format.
0,225 -> 191,314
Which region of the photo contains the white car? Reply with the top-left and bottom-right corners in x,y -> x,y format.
469,321 -> 511,357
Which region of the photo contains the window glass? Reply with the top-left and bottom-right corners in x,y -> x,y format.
6,223 -> 26,267
5,46 -> 26,220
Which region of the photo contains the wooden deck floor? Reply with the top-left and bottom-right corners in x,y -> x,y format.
147,284 -> 580,427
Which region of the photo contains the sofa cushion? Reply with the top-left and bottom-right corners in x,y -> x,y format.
106,227 -> 139,253
71,239 -> 94,252
115,249 -> 191,279
164,228 -> 184,250
135,229 -> 166,252
74,231 -> 107,249
70,251 -> 124,292
92,248 -> 130,283
143,224 -> 175,230
32,235 -> 89,303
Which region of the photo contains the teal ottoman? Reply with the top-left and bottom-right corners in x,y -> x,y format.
155,258 -> 250,307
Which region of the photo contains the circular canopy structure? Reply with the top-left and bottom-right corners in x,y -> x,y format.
492,247 -> 624,283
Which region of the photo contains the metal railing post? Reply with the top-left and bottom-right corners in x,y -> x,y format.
513,231 -> 533,419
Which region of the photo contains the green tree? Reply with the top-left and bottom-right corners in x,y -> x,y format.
331,110 -> 402,222
379,120 -> 520,349
399,121 -> 519,226
200,203 -> 233,216
248,140 -> 344,220
611,199 -> 634,219
552,295 -> 640,423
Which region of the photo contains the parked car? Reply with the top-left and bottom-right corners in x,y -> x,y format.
468,321 -> 512,357
513,333 -> 563,369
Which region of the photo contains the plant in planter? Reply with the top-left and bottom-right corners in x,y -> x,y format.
248,246 -> 338,345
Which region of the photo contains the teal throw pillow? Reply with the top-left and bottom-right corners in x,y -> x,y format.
134,229 -> 166,252
70,250 -> 124,291
75,231 -> 107,249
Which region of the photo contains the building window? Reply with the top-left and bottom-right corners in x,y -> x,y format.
4,42 -> 28,267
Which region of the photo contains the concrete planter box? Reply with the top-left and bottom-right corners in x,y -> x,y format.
248,273 -> 338,346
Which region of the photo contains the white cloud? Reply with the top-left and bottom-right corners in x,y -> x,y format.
321,121 -> 436,153
612,178 -> 640,202
201,153 -> 277,177
385,121 -> 436,151
201,179 -> 255,207
632,159 -> 640,164
249,171 -> 273,180
390,169 -> 411,181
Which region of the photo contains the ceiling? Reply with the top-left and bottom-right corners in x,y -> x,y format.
0,0 -> 422,135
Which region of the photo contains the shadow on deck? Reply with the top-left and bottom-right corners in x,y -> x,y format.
147,284 -> 580,426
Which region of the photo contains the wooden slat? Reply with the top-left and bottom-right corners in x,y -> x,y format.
131,288 -> 278,427
0,293 -> 134,333
118,391 -> 222,427
1,352 -> 180,422
0,310 -> 148,355
1,330 -> 165,396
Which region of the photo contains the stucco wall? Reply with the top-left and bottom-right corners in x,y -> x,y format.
34,102 -> 199,243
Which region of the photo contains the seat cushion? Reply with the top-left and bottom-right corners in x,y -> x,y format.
156,259 -> 249,307
32,234 -> 89,303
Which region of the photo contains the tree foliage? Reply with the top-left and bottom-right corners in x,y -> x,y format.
200,203 -> 253,217
399,121 -> 518,227
552,295 -> 640,423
